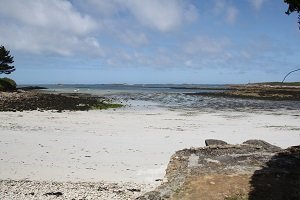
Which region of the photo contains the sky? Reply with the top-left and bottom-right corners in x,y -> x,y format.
0,0 -> 299,84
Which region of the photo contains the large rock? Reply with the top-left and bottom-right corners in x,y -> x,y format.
205,139 -> 228,146
243,139 -> 282,151
137,140 -> 300,200
0,91 -> 112,112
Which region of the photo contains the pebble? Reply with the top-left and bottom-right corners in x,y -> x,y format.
0,180 -> 150,200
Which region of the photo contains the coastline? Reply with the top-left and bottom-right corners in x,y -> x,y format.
1,89 -> 300,199
0,90 -> 122,112
187,84 -> 300,101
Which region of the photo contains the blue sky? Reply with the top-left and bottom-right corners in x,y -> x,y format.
0,0 -> 299,84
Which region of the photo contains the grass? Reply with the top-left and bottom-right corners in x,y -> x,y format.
90,99 -> 123,110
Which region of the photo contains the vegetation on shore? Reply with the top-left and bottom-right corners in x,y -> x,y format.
0,77 -> 16,91
0,45 -> 17,91
0,45 -> 122,111
91,101 -> 123,110
0,45 -> 15,75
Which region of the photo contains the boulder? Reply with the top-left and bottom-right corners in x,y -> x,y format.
137,140 -> 300,200
205,139 -> 228,146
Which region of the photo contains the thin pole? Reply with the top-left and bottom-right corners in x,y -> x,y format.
282,68 -> 300,83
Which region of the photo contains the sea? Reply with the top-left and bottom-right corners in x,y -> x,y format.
26,84 -> 300,111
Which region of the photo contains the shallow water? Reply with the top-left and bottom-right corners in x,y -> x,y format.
106,92 -> 300,111
35,84 -> 300,111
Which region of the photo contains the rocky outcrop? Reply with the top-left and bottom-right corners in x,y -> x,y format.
0,91 -> 119,112
186,85 -> 300,101
137,140 -> 300,200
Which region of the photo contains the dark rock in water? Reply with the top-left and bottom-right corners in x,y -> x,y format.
17,86 -> 48,91
243,139 -> 281,151
205,139 -> 228,146
137,140 -> 300,200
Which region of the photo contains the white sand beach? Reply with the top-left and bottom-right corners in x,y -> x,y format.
0,106 -> 299,187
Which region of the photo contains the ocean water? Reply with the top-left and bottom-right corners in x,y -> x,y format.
35,84 -> 300,111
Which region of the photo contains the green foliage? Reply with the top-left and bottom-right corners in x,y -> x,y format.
90,98 -> 123,110
91,102 -> 123,110
285,0 -> 300,14
0,77 -> 17,91
284,0 -> 300,29
0,45 -> 15,74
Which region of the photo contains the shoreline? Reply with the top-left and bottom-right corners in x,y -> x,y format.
0,90 -> 122,112
187,84 -> 300,101
1,89 -> 300,199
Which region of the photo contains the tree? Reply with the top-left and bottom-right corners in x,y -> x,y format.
0,46 -> 15,74
284,0 -> 300,29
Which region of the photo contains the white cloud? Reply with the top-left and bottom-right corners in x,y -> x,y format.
0,0 -> 290,73
0,0 -> 96,35
249,0 -> 267,10
85,0 -> 198,32
125,0 -> 188,32
0,25 -> 103,56
0,0 -> 101,56
0,0 -> 199,57
79,0 -> 122,16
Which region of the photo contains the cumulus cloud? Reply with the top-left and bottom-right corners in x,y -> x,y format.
0,0 -> 100,56
0,0 -> 294,74
0,0 -> 199,57
124,0 -> 195,32
0,0 -> 96,35
126,1 -> 180,31
84,0 -> 198,32
78,0 -> 122,17
0,25 -> 103,56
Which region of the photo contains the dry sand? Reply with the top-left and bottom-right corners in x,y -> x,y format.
0,106 -> 299,187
